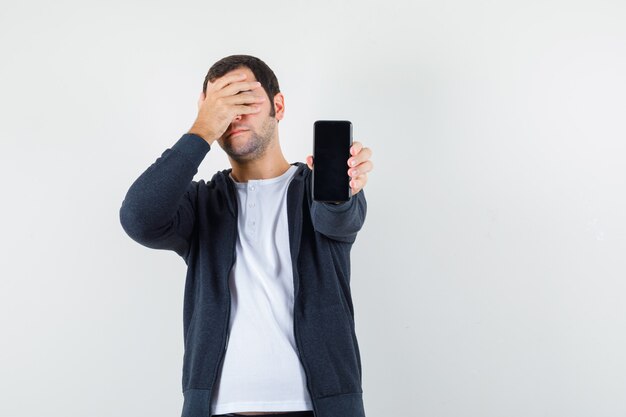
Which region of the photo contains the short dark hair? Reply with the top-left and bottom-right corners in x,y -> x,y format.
202,54 -> 281,118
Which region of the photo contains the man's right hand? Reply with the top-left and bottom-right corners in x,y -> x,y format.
187,72 -> 266,145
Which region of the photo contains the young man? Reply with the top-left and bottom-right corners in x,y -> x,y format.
119,55 -> 373,417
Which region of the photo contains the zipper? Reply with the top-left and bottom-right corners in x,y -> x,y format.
291,175 -> 317,417
293,271 -> 317,417
206,234 -> 234,416
207,177 -> 238,416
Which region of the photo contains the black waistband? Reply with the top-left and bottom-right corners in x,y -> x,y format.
213,412 -> 313,417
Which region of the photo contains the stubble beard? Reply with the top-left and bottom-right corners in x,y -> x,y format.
219,117 -> 276,163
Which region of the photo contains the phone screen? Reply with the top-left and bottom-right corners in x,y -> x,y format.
313,120 -> 352,202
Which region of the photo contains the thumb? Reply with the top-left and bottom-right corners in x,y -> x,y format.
197,91 -> 205,110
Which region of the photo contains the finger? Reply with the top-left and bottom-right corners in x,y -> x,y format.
350,174 -> 368,194
197,91 -> 205,110
347,160 -> 373,178
226,90 -> 266,106
235,104 -> 262,115
350,178 -> 361,195
348,146 -> 373,168
350,141 -> 363,156
306,155 -> 313,170
222,80 -> 264,99
207,72 -> 248,92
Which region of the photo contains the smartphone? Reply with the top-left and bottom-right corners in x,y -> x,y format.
312,120 -> 353,203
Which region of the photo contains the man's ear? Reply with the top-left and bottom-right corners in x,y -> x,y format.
274,92 -> 285,122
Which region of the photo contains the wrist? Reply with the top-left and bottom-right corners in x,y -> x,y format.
188,123 -> 215,145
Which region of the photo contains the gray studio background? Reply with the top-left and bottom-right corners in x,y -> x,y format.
1,0 -> 625,416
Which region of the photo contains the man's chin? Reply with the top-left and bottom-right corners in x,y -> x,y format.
218,133 -> 270,162
218,138 -> 248,155
222,145 -> 260,162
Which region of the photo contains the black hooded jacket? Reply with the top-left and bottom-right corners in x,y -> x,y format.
119,133 -> 367,417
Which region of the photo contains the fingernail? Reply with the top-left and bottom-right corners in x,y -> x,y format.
351,160 -> 356,166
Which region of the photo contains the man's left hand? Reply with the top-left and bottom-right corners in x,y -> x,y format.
306,141 -> 374,196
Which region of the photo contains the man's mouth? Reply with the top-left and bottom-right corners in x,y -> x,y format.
229,129 -> 248,137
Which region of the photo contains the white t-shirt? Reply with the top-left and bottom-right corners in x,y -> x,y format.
210,165 -> 313,415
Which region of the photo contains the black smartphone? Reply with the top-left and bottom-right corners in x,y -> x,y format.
312,120 -> 353,203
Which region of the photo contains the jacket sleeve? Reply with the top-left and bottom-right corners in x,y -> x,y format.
119,133 -> 211,259
310,190 -> 367,243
